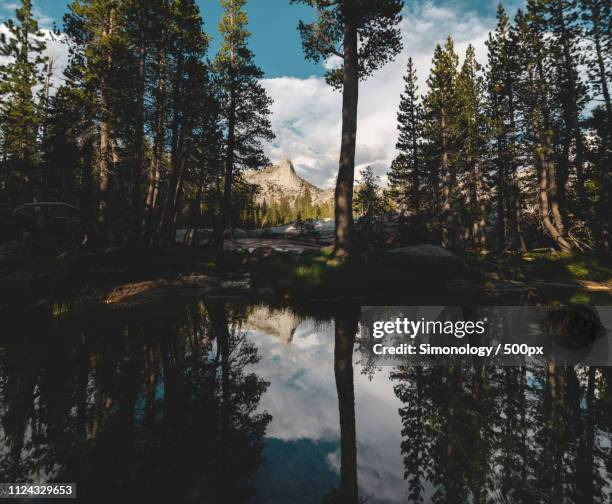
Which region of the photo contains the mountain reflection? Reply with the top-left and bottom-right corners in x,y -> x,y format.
0,303 -> 610,504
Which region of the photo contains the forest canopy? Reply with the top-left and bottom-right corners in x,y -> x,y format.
0,0 -> 610,257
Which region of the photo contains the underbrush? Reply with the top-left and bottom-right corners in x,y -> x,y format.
472,250 -> 612,283
249,247 -> 451,299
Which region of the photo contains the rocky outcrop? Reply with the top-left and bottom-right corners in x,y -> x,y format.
244,159 -> 333,207
245,305 -> 302,344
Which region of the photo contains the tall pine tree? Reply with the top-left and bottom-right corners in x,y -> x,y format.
580,0 -> 611,251
456,45 -> 488,251
212,0 -> 274,250
0,0 -> 47,204
486,4 -> 524,252
515,5 -> 572,252
389,57 -> 422,220
422,37 -> 459,249
291,0 -> 403,259
64,0 -> 128,242
545,0 -> 590,213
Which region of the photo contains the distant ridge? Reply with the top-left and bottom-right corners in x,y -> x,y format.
245,159 -> 334,206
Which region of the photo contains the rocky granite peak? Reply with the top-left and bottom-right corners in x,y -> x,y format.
245,159 -> 333,206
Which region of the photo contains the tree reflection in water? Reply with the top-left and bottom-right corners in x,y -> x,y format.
324,311 -> 360,504
1,303 -> 610,504
392,363 -> 612,503
0,303 -> 271,503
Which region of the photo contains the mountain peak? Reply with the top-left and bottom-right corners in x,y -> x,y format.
245,159 -> 333,207
277,159 -> 296,176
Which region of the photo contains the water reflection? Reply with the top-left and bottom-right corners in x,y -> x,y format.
0,303 -> 271,503
0,303 -> 610,503
391,364 -> 612,503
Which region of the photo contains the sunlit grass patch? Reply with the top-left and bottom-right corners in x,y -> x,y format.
480,251 -> 612,283
294,263 -> 325,285
569,292 -> 592,304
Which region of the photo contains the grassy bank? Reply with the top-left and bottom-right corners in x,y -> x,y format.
247,246 -> 469,299
2,240 -> 611,315
472,250 -> 612,282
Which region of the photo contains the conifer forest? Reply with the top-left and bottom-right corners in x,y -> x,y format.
1,2 -> 612,503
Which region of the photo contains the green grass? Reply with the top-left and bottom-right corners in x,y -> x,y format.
477,251 -> 612,283
248,248 -> 452,299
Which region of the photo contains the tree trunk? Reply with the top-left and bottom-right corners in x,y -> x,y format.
214,82 -> 236,251
334,313 -> 359,502
81,140 -> 95,245
576,366 -> 596,503
558,11 -> 588,211
132,42 -> 146,242
496,139 -> 506,253
97,11 -> 115,244
209,302 -> 231,478
334,1 -> 359,259
161,130 -> 192,246
537,140 -> 572,253
470,159 -> 486,251
508,88 -> 526,253
98,112 -> 111,242
158,53 -> 185,245
510,173 -> 526,253
144,50 -> 166,242
532,63 -> 571,252
411,108 -> 420,211
441,110 -> 452,249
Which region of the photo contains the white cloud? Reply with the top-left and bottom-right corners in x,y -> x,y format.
1,1 -> 504,192
246,318 -> 408,503
262,1 -> 497,189
0,23 -> 70,94
0,1 -> 56,29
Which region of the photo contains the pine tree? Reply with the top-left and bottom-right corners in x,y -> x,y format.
580,0 -> 611,140
0,0 -> 47,203
157,0 -> 210,245
486,3 -> 525,252
515,5 -> 572,252
389,57 -> 421,219
142,0 -> 172,242
291,0 -> 403,259
422,37 -> 459,248
545,0 -> 590,213
580,0 -> 611,251
354,165 -> 387,248
213,0 -> 274,250
355,166 -> 384,217
121,0 -> 161,240
300,185 -> 314,220
456,45 -> 488,251
65,0 -> 128,241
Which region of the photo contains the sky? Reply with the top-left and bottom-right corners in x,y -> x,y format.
0,0 -> 525,189
246,317 -> 408,502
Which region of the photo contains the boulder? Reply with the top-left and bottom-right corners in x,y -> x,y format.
232,228 -> 248,238
381,244 -> 463,270
253,246 -> 280,260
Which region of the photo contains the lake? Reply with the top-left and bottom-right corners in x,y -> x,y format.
0,300 -> 610,503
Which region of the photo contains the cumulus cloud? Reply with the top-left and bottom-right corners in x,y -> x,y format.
1,0 -> 508,192
246,318 -> 408,503
262,1 -> 500,189
0,23 -> 71,95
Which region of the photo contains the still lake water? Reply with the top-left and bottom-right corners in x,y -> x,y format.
0,300 -> 610,503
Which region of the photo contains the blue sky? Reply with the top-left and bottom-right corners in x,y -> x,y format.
0,0 -> 517,79
1,0 -> 324,78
